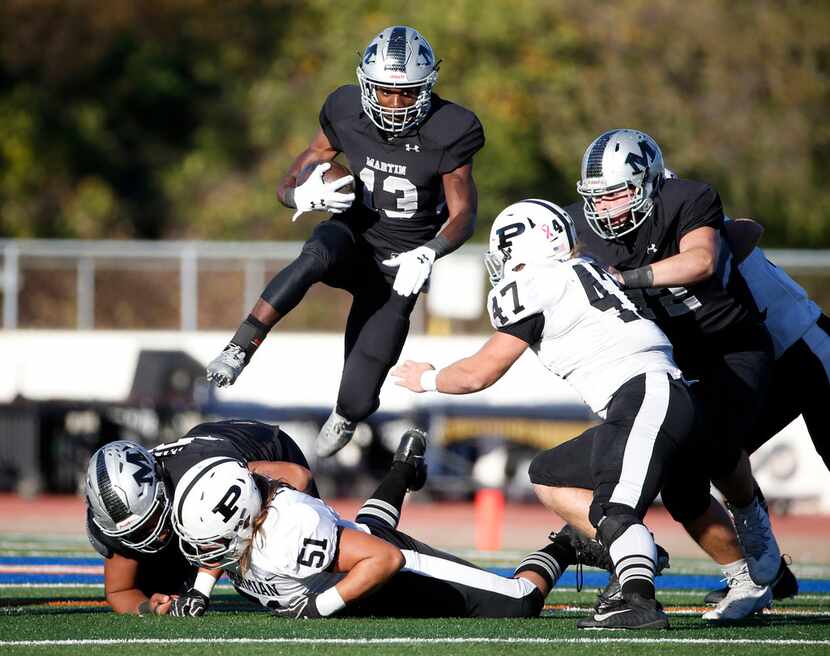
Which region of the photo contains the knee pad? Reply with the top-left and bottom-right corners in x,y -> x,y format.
589,502 -> 641,549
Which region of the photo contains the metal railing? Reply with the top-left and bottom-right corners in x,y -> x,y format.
2,239 -> 830,331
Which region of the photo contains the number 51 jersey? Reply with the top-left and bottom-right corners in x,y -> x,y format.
226,486 -> 367,609
488,257 -> 680,415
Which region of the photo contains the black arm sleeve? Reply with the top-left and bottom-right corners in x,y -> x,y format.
497,313 -> 545,345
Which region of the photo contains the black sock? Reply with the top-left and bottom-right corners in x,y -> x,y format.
515,539 -> 572,589
621,578 -> 655,600
355,466 -> 410,529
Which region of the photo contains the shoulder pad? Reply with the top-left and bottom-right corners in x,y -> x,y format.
419,96 -> 482,147
488,270 -> 546,329
253,491 -> 338,577
323,85 -> 363,119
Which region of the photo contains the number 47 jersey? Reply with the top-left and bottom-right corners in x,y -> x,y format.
488,257 -> 681,415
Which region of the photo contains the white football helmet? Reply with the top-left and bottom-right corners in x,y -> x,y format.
172,457 -> 262,568
85,441 -> 171,553
356,25 -> 438,134
576,129 -> 665,239
485,199 -> 577,285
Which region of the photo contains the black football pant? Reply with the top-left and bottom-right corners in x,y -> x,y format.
743,314 -> 830,468
661,323 -> 772,522
261,219 -> 418,422
529,372 -> 695,523
344,467 -> 544,618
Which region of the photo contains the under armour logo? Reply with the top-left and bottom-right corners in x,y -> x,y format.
405,144 -> 420,152
647,243 -> 658,254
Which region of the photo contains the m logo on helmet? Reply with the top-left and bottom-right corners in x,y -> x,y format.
417,44 -> 433,67
625,139 -> 657,175
125,451 -> 154,487
213,485 -> 242,523
496,222 -> 526,250
363,44 -> 378,66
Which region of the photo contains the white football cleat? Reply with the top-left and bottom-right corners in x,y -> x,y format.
316,411 -> 357,458
702,563 -> 772,621
205,343 -> 247,388
729,497 -> 781,585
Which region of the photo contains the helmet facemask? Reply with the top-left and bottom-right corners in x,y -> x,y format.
172,457 -> 263,569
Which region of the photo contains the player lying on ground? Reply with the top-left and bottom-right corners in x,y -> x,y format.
206,25 -> 484,459
393,200 -> 695,629
172,430 -> 569,619
84,420 -> 315,616
565,131 -> 783,617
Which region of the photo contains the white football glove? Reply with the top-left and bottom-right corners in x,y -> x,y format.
292,163 -> 355,222
382,246 -> 436,297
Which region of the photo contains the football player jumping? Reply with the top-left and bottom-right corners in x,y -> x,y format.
84,420 -> 315,616
393,200 -> 696,629
172,430 -> 568,619
206,26 -> 484,458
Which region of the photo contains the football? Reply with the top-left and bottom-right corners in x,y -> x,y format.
297,160 -> 354,193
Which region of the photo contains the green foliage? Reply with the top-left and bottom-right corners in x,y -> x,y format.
1,1 -> 828,244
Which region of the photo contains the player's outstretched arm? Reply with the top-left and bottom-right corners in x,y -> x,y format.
271,527 -> 404,620
104,553 -> 173,615
392,332 -> 528,394
330,527 -> 405,604
617,226 -> 719,289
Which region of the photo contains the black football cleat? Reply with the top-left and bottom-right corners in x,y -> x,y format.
595,544 -> 670,612
393,429 -> 428,491
577,593 -> 669,630
704,555 -> 798,605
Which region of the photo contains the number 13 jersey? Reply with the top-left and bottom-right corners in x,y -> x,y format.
487,257 -> 680,415
320,85 -> 484,254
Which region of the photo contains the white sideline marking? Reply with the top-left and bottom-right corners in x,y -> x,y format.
2,638 -> 830,647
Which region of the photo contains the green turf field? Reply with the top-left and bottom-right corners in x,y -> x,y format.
3,585 -> 829,656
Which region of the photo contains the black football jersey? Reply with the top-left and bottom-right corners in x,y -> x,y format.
566,178 -> 756,354
86,420 -> 303,562
319,85 -> 484,254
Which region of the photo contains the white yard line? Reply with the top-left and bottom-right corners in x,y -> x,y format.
2,638 -> 830,647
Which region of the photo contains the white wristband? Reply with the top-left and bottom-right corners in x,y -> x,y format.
316,586 -> 346,617
419,369 -> 439,392
193,570 -> 218,597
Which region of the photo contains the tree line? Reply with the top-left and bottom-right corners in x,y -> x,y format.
1,0 -> 828,246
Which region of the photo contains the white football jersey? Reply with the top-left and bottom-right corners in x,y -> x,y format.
225,487 -> 368,609
487,257 -> 680,413
737,247 -> 821,359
